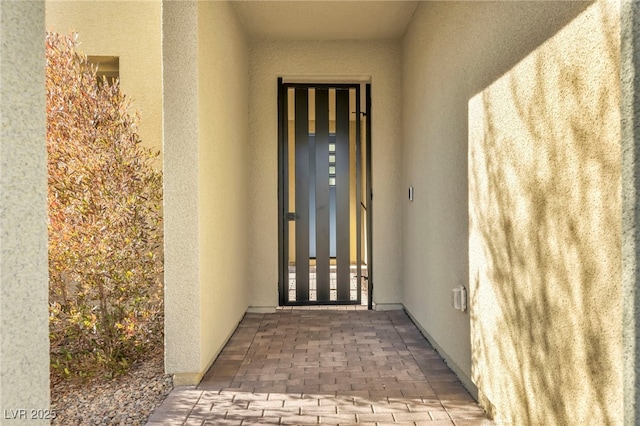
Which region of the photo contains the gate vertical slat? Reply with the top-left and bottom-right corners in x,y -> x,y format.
315,88 -> 331,301
295,88 -> 310,302
355,87 -> 362,304
336,89 -> 351,301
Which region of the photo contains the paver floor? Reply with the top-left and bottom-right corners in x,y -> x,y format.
147,307 -> 494,425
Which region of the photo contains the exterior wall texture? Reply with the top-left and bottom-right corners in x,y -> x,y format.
46,0 -> 163,162
621,1 -> 640,422
163,0 -> 201,385
469,2 -> 622,423
402,1 -> 621,423
163,1 -> 250,385
0,0 -> 50,421
248,40 -> 403,308
197,0 -> 250,379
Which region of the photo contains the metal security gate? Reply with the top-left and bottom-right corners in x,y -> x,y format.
278,80 -> 372,306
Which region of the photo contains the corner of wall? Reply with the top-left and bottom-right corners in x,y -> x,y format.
195,0 -> 252,375
162,0 -> 202,376
172,372 -> 205,387
621,1 -> 640,423
0,0 -> 50,415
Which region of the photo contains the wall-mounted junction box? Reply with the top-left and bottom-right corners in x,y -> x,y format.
452,285 -> 467,312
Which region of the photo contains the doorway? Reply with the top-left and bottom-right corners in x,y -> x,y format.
278,79 -> 372,307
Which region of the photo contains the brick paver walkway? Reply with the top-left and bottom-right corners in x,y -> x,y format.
147,307 -> 493,425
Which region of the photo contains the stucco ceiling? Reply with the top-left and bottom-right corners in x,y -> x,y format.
230,1 -> 419,41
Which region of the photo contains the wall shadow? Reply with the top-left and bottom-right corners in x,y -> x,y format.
401,0 -> 594,395
469,2 -> 621,424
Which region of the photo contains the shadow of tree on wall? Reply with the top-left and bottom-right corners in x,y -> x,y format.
469,2 -> 621,424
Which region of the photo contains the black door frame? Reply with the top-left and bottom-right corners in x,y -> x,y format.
277,78 -> 373,307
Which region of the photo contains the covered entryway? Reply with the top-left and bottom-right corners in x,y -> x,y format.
278,81 -> 372,307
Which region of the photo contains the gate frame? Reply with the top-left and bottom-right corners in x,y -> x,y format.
277,78 -> 373,307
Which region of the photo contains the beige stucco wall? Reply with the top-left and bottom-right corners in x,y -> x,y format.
248,40 -> 403,308
163,1 -> 250,385
46,0 -> 163,163
469,2 -> 622,424
0,1 -> 50,421
621,2 -> 640,422
197,0 -> 250,377
402,1 -> 620,422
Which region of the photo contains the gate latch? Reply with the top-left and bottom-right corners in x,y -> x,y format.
286,212 -> 296,221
